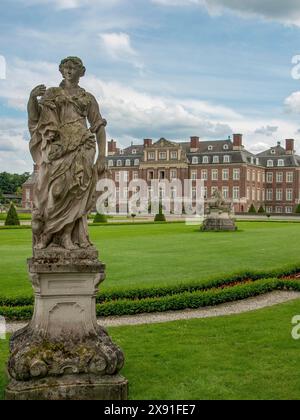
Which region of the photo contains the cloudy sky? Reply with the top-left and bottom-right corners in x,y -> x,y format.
1,0 -> 300,172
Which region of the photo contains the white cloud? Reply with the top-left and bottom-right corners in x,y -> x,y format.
285,91 -> 300,114
99,32 -> 144,70
254,125 -> 278,137
152,0 -> 300,27
17,0 -> 121,10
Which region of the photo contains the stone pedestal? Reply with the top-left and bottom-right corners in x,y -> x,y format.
6,248 -> 128,400
202,209 -> 237,232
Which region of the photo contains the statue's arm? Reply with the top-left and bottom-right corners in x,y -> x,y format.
88,95 -> 108,178
27,85 -> 46,130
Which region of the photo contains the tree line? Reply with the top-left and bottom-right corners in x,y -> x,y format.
0,172 -> 30,196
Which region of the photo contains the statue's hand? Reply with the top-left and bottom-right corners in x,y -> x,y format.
96,157 -> 107,179
30,84 -> 47,99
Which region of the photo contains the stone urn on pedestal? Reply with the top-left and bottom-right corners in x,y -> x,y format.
5,57 -> 128,400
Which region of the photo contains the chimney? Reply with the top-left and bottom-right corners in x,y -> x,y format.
190,136 -> 200,151
286,139 -> 295,155
233,134 -> 243,150
108,139 -> 117,155
144,139 -> 153,148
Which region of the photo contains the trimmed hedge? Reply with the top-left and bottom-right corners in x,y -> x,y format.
2,277 -> 300,321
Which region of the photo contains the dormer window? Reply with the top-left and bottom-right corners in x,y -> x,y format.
117,160 -> 122,167
213,156 -> 219,164
120,150 -> 124,155
125,159 -> 131,166
203,156 -> 209,164
223,155 -> 230,163
208,145 -> 213,151
267,160 -> 274,167
134,159 -> 140,166
271,149 -> 276,155
132,149 -> 137,155
192,157 -> 199,164
256,158 -> 260,166
223,144 -> 229,150
108,160 -> 114,167
278,159 -> 284,167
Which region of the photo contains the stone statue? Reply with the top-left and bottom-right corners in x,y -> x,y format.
28,56 -> 107,251
6,58 -> 128,400
202,189 -> 237,232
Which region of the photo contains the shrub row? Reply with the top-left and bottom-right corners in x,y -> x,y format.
2,278 -> 300,321
1,263 -> 300,308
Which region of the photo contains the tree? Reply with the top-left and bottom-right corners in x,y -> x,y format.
93,213 -> 108,223
295,204 -> 300,214
248,204 -> 257,214
154,202 -> 166,222
258,206 -> 265,214
0,172 -> 30,195
5,203 -> 20,226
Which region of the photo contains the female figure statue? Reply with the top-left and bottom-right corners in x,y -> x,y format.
28,57 -> 107,250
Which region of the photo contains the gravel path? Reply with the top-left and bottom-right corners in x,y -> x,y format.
5,291 -> 300,334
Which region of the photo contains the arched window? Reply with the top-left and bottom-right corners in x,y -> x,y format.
203,156 -> 209,164
125,159 -> 131,166
223,155 -> 230,163
278,159 -> 284,167
267,160 -> 274,167
192,156 -> 199,164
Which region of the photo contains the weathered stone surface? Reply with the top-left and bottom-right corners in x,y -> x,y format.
6,374 -> 128,401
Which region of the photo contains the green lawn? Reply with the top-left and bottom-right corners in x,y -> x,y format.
1,222 -> 300,298
1,299 -> 300,400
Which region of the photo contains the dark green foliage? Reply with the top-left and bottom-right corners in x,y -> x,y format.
93,213 -> 108,223
0,172 -> 30,195
295,204 -> 300,214
258,206 -> 265,214
248,204 -> 257,213
5,203 -> 20,226
154,202 -> 166,222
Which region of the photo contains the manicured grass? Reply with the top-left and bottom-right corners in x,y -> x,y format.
2,299 -> 300,400
1,222 -> 300,298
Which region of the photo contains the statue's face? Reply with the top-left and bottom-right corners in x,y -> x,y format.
61,61 -> 81,83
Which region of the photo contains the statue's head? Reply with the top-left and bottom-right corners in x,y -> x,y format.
59,56 -> 86,84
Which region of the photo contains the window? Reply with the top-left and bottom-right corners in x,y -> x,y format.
286,172 -> 294,183
262,189 -> 265,201
276,189 -> 283,201
276,206 -> 283,214
257,172 -> 261,183
252,189 -> 256,201
123,187 -> 128,199
159,152 -> 167,160
286,207 -> 293,214
271,149 -> 276,155
26,189 -> 30,201
223,144 -> 229,150
122,171 -> 129,182
115,172 -> 120,182
191,171 -> 197,181
134,159 -> 140,166
108,160 -> 114,167
171,187 -> 177,199
223,155 -> 230,163
276,172 -> 283,183
133,171 -> 139,180
120,150 -> 124,155
212,169 -> 218,181
222,187 -> 229,199
192,156 -> 199,165
233,169 -> 240,181
201,169 -> 208,181
266,189 -> 273,201
247,187 -> 250,200
148,152 -> 155,160
256,158 -> 260,166
125,159 -> 131,166
203,187 -> 208,199
233,187 -> 240,200
208,145 -> 213,151
222,169 -> 229,181
252,171 -> 256,182
213,156 -> 219,164
247,170 -> 251,182
148,171 -> 154,180
267,160 -> 274,167
132,149 -> 137,155
170,151 -> 178,160
251,157 -> 254,165
159,171 -> 165,180
170,169 -> 177,180
117,160 -> 122,167
257,189 -> 261,201
266,206 -> 273,213
286,189 -> 293,201
211,186 -> 218,196
266,172 -> 273,183
278,159 -> 284,167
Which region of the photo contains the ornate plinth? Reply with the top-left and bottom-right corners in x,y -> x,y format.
202,210 -> 237,232
6,248 -> 128,400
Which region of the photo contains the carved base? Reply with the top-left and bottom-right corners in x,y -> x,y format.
6,251 -> 128,400
202,214 -> 237,232
6,374 -> 128,401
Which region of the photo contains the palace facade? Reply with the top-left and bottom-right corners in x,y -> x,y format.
22,134 -> 300,214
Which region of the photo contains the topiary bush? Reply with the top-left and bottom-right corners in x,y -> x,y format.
93,213 -> 108,223
5,203 -> 20,226
248,204 -> 257,214
258,206 -> 265,214
295,204 -> 300,214
154,202 -> 166,222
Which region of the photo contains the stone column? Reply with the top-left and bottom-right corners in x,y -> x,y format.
6,248 -> 128,400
